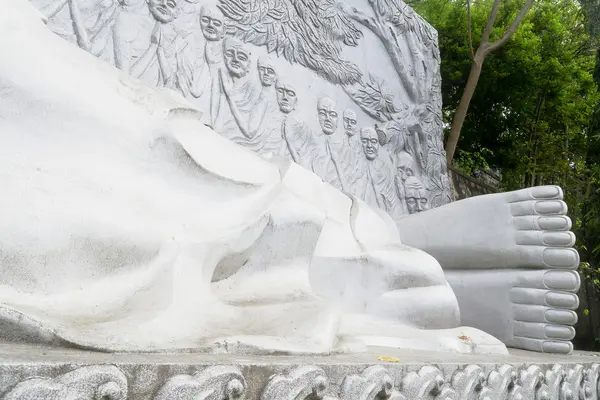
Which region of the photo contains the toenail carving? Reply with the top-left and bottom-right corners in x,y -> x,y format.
531,186 -> 561,199
544,325 -> 575,340
543,270 -> 580,291
545,309 -> 577,325
542,340 -> 572,354
538,216 -> 571,231
542,232 -> 575,247
535,201 -> 566,215
543,248 -> 579,269
545,292 -> 579,308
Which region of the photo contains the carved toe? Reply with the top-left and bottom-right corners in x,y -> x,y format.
515,231 -> 575,247
513,215 -> 572,231
511,288 -> 579,308
542,248 -> 580,269
511,303 -> 578,325
513,322 -> 575,341
507,186 -> 563,203
511,200 -> 568,217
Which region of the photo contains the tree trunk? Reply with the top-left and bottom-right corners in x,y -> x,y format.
445,55 -> 484,164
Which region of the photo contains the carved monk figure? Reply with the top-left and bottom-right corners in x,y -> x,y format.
254,55 -> 283,155
127,0 -> 188,89
355,127 -> 397,215
182,3 -> 226,127
275,77 -> 317,171
394,151 -> 415,215
404,176 -> 430,214
36,0 -> 186,88
340,109 -> 363,194
218,54 -> 280,156
313,97 -> 347,192
218,37 -> 273,154
343,109 -> 357,137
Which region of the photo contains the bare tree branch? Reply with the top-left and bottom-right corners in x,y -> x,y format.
345,6 -> 384,38
347,5 -> 419,102
485,0 -> 535,53
467,0 -> 475,61
480,0 -> 502,45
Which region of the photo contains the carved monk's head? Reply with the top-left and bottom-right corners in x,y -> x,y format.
223,37 -> 251,78
257,55 -> 277,87
396,152 -> 415,182
275,78 -> 297,114
317,97 -> 338,135
360,127 -> 379,161
343,109 -> 357,137
199,4 -> 225,41
148,0 -> 178,24
404,176 -> 429,214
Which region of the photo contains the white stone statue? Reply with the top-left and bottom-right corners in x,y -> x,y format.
1,0 -> 579,356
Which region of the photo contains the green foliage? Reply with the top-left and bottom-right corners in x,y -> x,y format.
415,0 -> 598,189
414,0 -> 600,286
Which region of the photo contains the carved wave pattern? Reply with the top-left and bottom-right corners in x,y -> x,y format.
2,362 -> 600,399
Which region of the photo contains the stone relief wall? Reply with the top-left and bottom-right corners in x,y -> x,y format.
30,0 -> 452,221
2,362 -> 600,399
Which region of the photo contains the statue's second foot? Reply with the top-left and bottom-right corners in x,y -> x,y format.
446,268 -> 580,354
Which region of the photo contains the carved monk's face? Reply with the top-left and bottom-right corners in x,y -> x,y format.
275,80 -> 297,113
396,153 -> 415,182
404,177 -> 429,214
257,57 -> 277,87
317,97 -> 338,135
148,0 -> 177,23
343,109 -> 357,137
223,38 -> 251,78
360,127 -> 379,160
199,6 -> 225,41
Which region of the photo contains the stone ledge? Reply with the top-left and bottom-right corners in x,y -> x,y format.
1,343 -> 599,399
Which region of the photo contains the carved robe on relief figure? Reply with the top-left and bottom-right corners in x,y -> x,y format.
218,49 -> 282,156
355,127 -> 397,216
312,97 -> 349,192
275,77 -> 318,172
339,109 -> 365,195
58,0 -> 191,89
178,4 -> 226,128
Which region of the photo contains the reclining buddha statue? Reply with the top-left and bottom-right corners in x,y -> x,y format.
0,0 -> 579,355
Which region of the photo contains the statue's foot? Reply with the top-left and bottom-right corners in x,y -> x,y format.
445,268 -> 580,354
398,185 -> 578,270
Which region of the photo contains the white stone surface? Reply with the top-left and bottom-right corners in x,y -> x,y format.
28,0 -> 452,221
0,0 -> 505,356
0,0 -> 581,357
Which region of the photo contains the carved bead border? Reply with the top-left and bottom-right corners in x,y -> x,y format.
1,362 -> 599,399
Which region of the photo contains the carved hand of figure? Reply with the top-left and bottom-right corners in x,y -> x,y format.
151,24 -> 162,45
218,69 -> 232,100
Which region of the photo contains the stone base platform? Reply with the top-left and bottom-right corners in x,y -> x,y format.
1,343 -> 599,399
